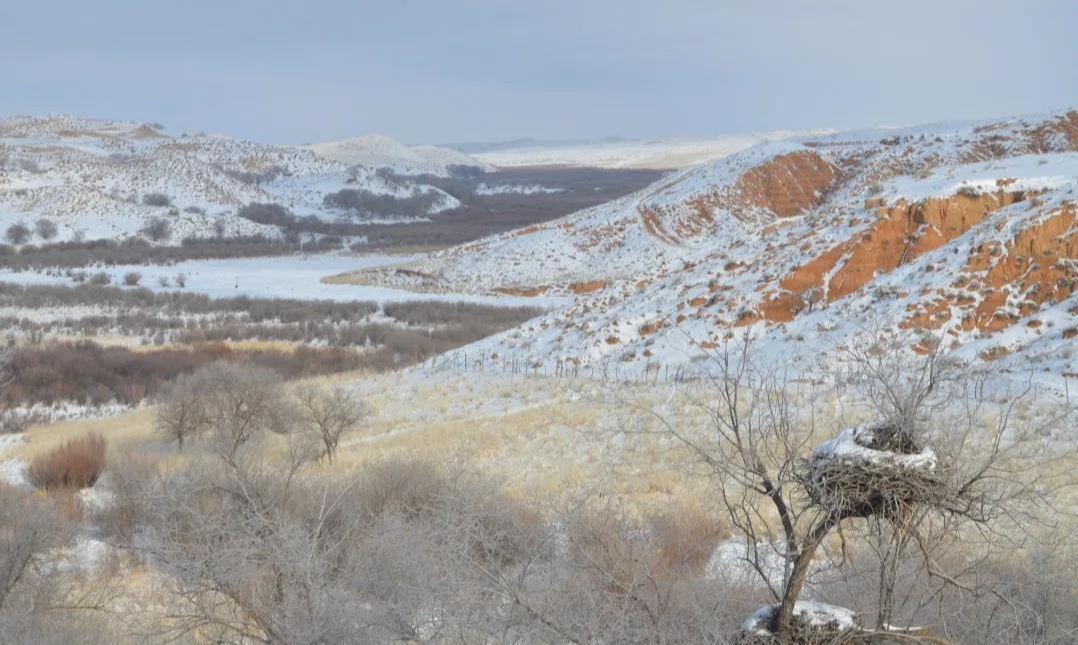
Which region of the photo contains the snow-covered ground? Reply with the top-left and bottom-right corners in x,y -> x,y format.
0,253 -> 565,306
365,109 -> 1078,387
306,134 -> 492,175
473,129 -> 835,170
0,433 -> 29,489
0,116 -> 480,244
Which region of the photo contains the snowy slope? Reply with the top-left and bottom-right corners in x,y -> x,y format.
0,116 -> 462,244
306,134 -> 492,175
472,129 -> 836,170
364,109 -> 1078,382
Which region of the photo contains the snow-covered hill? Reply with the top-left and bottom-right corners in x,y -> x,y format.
0,116 -> 467,244
470,130 -> 835,170
306,134 -> 492,175
367,109 -> 1078,382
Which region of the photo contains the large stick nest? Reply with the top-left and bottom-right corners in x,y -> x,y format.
739,603 -> 959,645
801,423 -> 952,520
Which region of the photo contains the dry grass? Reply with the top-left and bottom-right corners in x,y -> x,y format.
12,409 -> 152,461
13,367 -> 1078,519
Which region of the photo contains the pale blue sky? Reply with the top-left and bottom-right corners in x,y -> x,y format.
2,1 -> 1075,144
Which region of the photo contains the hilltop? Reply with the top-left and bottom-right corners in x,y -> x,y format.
362,109 -> 1078,382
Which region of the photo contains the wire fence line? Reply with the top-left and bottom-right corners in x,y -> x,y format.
423,353 -> 835,395
425,352 -> 706,383
422,351 -> 1063,401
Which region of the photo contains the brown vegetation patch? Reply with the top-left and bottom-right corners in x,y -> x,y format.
494,285 -> 549,297
4,341 -> 370,409
28,433 -> 107,491
569,280 -> 608,294
638,320 -> 664,335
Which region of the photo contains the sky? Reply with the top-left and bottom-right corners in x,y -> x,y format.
2,0 -> 1076,145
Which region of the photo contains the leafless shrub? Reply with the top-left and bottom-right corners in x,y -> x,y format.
122,271 -> 142,286
0,483 -> 74,618
34,218 -> 58,240
323,188 -> 443,219
355,458 -> 451,519
16,158 -> 42,173
154,371 -> 213,449
141,192 -> 172,207
28,433 -> 107,491
295,385 -> 367,462
5,222 -> 31,245
165,362 -> 293,457
218,164 -> 286,186
91,451 -> 159,544
140,216 -> 171,242
1,341 -> 367,410
173,272 -> 187,287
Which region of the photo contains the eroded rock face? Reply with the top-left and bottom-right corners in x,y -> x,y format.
637,150 -> 841,244
779,190 -> 1030,308
959,206 -> 1078,332
733,150 -> 841,218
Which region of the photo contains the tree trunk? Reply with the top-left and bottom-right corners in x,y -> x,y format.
775,513 -> 840,642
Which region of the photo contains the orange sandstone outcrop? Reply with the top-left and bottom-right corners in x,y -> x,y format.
734,150 -> 841,217
781,190 -> 1030,304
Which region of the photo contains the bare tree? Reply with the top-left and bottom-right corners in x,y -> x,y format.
5,222 -> 31,245
295,385 -> 367,463
615,334 -> 1074,644
153,362 -> 294,457
141,217 -> 171,242
154,371 -> 212,449
0,484 -> 73,615
34,218 -> 58,241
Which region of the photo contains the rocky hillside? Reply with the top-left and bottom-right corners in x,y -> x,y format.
0,116 -> 472,244
370,109 -> 1078,382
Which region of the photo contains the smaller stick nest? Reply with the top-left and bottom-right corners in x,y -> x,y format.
802,423 -> 950,519
739,602 -> 864,645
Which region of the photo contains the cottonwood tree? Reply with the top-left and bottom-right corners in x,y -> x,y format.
155,371 -> 213,449
619,335 -> 1074,644
154,362 -> 295,457
295,384 -> 367,463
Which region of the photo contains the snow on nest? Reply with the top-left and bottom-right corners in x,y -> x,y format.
741,601 -> 858,635
811,425 -> 937,471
